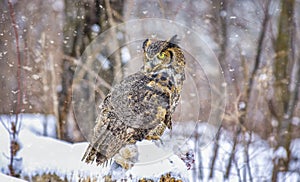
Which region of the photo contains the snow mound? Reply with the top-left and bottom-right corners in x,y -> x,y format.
18,134 -> 188,181
19,131 -> 109,181
129,140 -> 189,180
0,114 -> 189,181
0,173 -> 26,182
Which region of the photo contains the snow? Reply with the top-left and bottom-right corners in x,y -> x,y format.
19,134 -> 105,181
97,54 -> 111,70
0,114 -> 189,181
292,117 -> 300,126
0,114 -> 300,181
18,133 -> 188,181
121,47 -> 131,64
0,173 -> 26,182
91,24 -> 101,33
51,0 -> 64,12
0,114 -> 56,137
273,146 -> 288,161
130,140 -> 188,179
0,126 -> 107,180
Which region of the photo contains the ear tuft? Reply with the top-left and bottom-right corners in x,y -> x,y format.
168,35 -> 180,45
142,39 -> 150,52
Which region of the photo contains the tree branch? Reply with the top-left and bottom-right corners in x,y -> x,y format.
8,0 -> 22,136
104,0 -> 123,83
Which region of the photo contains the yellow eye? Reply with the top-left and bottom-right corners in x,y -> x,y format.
158,52 -> 165,59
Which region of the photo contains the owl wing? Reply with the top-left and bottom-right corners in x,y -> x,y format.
82,72 -> 171,165
110,71 -> 171,130
82,93 -> 125,164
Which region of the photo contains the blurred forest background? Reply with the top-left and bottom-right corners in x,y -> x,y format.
1,0 -> 300,181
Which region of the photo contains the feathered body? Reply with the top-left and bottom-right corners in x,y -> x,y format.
82,35 -> 185,166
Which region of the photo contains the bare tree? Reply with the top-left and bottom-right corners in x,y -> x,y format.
271,0 -> 296,181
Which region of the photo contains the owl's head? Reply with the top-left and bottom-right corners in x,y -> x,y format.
141,35 -> 185,75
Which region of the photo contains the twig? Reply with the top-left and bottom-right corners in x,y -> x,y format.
112,8 -> 124,22
104,0 -> 123,83
8,0 -> 22,137
224,128 -> 239,179
246,0 -> 271,101
158,0 -> 166,18
209,127 -> 222,179
245,131 -> 253,182
62,54 -> 111,90
217,0 -> 230,83
193,125 -> 203,180
8,0 -> 22,177
196,134 -> 203,180
233,156 -> 242,182
49,49 -> 60,139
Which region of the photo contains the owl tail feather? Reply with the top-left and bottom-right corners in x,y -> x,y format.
81,144 -> 108,165
81,144 -> 96,164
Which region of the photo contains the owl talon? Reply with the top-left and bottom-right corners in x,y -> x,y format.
145,135 -> 164,146
127,138 -> 136,144
145,135 -> 161,140
114,144 -> 138,170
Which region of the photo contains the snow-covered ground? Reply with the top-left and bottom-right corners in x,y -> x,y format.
0,173 -> 26,182
0,114 -> 299,181
0,114 -> 188,181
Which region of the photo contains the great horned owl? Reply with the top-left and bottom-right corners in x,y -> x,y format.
82,35 -> 186,167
